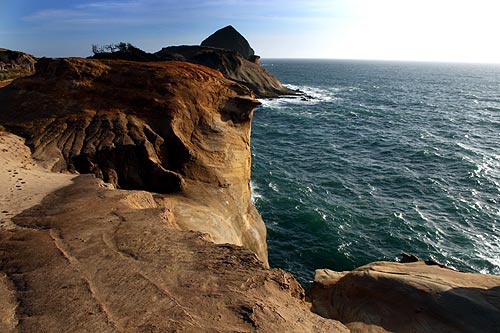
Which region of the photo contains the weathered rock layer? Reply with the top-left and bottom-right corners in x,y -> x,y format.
0,57 -> 267,264
0,49 -> 36,81
0,173 -> 348,332
310,261 -> 500,333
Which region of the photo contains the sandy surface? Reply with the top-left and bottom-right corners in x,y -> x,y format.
0,132 -> 76,230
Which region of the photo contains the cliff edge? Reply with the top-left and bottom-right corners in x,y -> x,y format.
0,57 -> 267,264
0,57 -> 349,332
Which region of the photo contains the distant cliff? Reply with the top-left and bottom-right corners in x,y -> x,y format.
0,48 -> 36,81
156,45 -> 291,98
91,27 -> 295,98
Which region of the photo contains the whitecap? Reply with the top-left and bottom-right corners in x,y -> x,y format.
268,182 -> 279,192
314,207 -> 328,221
250,181 -> 263,203
257,84 -> 337,109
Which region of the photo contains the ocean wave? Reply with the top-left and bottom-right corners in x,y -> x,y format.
258,84 -> 337,109
268,182 -> 279,193
252,59 -> 500,284
250,181 -> 263,203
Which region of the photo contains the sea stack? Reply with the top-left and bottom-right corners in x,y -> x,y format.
201,25 -> 256,60
156,26 -> 292,97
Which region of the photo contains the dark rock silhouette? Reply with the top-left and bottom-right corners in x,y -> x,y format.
87,27 -> 295,97
156,45 -> 293,98
201,25 -> 255,60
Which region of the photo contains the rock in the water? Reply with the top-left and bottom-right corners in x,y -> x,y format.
201,25 -> 255,60
310,261 -> 500,333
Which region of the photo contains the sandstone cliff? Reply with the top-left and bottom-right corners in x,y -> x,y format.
0,58 -> 350,332
0,57 -> 267,264
310,260 -> 500,333
2,50 -> 498,333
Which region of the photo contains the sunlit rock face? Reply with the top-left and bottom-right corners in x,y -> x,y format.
0,56 -> 351,333
0,57 -> 267,264
0,48 -> 36,81
310,260 -> 500,333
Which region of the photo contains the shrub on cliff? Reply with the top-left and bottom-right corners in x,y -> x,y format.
91,42 -> 159,62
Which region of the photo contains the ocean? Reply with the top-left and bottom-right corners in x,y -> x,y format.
250,59 -> 500,286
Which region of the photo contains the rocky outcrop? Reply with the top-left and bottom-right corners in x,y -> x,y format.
0,49 -> 36,82
0,170 -> 349,332
201,25 -> 255,60
0,57 -> 267,264
86,28 -> 294,97
156,45 -> 292,98
157,25 -> 296,97
310,260 -> 500,333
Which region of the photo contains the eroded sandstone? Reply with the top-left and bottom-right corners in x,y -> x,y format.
0,57 -> 267,264
0,173 -> 348,332
310,261 -> 500,333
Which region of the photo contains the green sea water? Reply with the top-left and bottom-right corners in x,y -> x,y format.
251,59 -> 500,285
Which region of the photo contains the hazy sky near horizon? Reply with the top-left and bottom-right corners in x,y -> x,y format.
1,0 -> 500,63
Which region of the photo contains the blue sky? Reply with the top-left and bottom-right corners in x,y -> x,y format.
1,0 -> 500,63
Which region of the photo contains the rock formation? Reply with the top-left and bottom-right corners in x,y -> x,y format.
0,57 -> 350,332
2,47 -> 499,332
0,49 -> 36,82
87,27 -> 294,97
201,25 -> 256,60
310,260 -> 500,333
160,26 -> 297,97
156,45 -> 291,98
0,57 -> 267,264
0,169 -> 348,332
